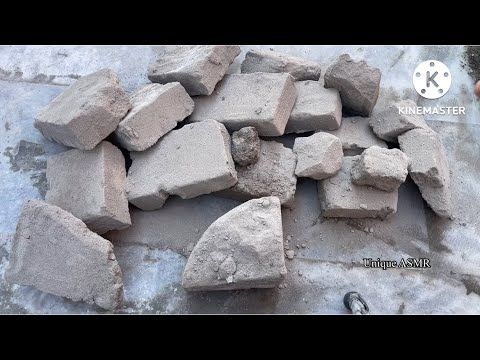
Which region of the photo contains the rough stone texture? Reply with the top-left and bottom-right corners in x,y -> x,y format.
398,128 -> 451,217
293,132 -> 343,180
240,49 -> 321,81
318,156 -> 398,219
324,54 -> 381,117
147,45 -> 241,96
182,197 -> 287,291
188,73 -> 297,136
217,140 -> 297,208
5,200 -> 123,311
323,117 -> 388,155
231,127 -> 260,166
46,141 -> 131,234
34,69 -> 131,150
286,81 -> 342,133
351,146 -> 409,192
369,100 -> 429,142
127,120 -> 237,211
115,83 -> 194,151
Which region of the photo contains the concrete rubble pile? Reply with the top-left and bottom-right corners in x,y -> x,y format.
6,47 -> 452,310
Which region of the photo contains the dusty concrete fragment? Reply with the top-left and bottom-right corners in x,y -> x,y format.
5,200 -> 123,311
231,127 -> 260,166
324,54 -> 381,117
189,73 -> 297,136
46,141 -> 131,234
369,100 -> 428,142
240,49 -> 321,81
182,197 -> 287,291
286,81 -> 342,133
34,69 -> 130,150
127,120 -> 237,210
218,140 -> 297,207
293,132 -> 343,180
323,117 -> 388,155
416,180 -> 452,218
351,146 -> 409,192
115,83 -> 194,151
147,45 -> 240,96
318,156 -> 398,219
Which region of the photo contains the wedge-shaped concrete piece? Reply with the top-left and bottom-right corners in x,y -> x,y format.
182,196 -> 287,291
293,132 -> 343,180
218,140 -> 297,207
5,200 -> 124,311
189,73 -> 297,136
318,156 -> 398,219
240,49 -> 321,81
286,81 -> 342,133
46,141 -> 131,235
115,83 -> 194,151
35,69 -> 131,150
323,117 -> 388,155
127,120 -> 237,210
370,100 -> 428,142
324,54 -> 381,117
417,180 -> 452,218
147,45 -> 241,96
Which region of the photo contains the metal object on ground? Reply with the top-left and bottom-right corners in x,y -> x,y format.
343,291 -> 370,315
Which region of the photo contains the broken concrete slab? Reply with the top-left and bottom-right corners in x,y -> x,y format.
5,200 -> 123,311
417,181 -> 452,218
369,100 -> 429,142
34,69 -> 131,150
231,127 -> 260,166
351,146 -> 409,192
115,83 -> 194,151
127,120 -> 237,210
323,117 -> 388,155
147,45 -> 241,96
318,156 -> 398,219
293,132 -> 343,180
217,140 -> 297,207
286,81 -> 342,133
46,141 -> 131,234
182,196 -> 287,291
188,73 -> 297,136
324,54 -> 381,117
240,49 -> 321,81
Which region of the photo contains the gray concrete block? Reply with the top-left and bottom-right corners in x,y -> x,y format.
188,73 -> 297,136
34,69 -> 131,150
351,146 -> 409,192
182,196 -> 287,291
231,127 -> 260,166
115,83 -> 194,151
46,141 -> 131,235
286,81 -> 342,133
318,156 -> 398,219
324,54 -> 381,117
293,132 -> 343,180
147,45 -> 241,96
5,200 -> 123,311
127,120 -> 237,210
240,49 -> 321,81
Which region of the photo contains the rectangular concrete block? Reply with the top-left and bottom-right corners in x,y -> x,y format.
188,73 -> 297,136
318,156 -> 398,219
35,69 -> 131,150
286,81 -> 342,133
6,200 -> 124,311
127,120 -> 237,210
147,45 -> 241,96
240,49 -> 321,81
46,141 -> 131,235
322,117 -> 388,155
115,83 -> 194,151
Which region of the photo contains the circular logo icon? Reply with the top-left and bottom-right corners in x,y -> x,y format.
413,60 -> 451,99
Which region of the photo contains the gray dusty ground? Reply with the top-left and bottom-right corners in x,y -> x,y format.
1,45 -> 479,314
